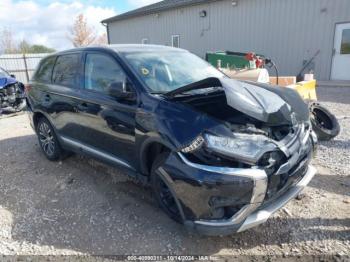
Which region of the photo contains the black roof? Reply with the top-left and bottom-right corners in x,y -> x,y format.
52,44 -> 186,56
102,0 -> 221,23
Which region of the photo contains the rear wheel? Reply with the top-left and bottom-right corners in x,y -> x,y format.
36,117 -> 64,161
151,153 -> 183,223
310,103 -> 340,141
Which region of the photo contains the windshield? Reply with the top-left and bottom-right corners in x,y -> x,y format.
0,68 -> 10,78
122,50 -> 224,93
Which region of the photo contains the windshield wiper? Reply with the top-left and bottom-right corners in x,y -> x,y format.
163,77 -> 223,98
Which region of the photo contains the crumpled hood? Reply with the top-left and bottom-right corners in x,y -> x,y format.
220,78 -> 309,125
151,77 -> 310,149
0,77 -> 17,89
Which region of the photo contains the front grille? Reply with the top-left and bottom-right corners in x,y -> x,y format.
263,151 -> 311,204
262,123 -> 312,205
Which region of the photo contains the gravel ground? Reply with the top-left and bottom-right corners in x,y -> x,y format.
0,86 -> 349,259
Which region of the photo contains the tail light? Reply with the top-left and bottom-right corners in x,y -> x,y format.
24,84 -> 32,93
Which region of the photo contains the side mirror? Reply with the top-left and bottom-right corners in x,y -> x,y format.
10,74 -> 16,79
108,81 -> 135,100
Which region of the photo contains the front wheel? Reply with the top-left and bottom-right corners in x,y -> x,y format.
151,153 -> 183,223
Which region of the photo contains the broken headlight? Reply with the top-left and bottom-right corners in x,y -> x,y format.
181,135 -> 205,153
204,133 -> 277,165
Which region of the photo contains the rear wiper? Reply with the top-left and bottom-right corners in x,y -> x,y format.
164,77 -> 222,98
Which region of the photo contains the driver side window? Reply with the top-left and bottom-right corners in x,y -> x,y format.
84,53 -> 126,94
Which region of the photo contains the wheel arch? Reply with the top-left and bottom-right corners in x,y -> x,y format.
32,111 -> 59,137
33,111 -> 46,129
139,136 -> 174,176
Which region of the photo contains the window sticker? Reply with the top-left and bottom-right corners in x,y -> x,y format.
141,67 -> 150,76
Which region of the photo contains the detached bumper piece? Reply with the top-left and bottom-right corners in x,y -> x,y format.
237,165 -> 316,232
185,165 -> 316,236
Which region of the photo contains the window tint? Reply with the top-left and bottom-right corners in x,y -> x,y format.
84,53 -> 127,93
35,56 -> 56,82
52,54 -> 80,87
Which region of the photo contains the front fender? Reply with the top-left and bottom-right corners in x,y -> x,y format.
137,132 -> 176,174
135,95 -> 232,174
153,99 -> 232,149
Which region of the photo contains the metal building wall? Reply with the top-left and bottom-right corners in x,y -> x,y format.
108,0 -> 350,80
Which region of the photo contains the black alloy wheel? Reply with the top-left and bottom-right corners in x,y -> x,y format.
151,153 -> 183,223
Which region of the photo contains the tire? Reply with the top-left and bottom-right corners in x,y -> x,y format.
309,102 -> 340,141
151,153 -> 183,223
36,117 -> 65,161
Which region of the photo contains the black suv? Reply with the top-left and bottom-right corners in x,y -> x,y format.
26,45 -> 317,235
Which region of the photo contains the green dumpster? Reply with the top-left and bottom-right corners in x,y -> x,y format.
206,51 -> 264,70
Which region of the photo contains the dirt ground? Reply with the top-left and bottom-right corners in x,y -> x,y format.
0,87 -> 349,259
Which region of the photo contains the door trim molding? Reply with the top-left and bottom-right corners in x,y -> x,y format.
60,136 -> 134,170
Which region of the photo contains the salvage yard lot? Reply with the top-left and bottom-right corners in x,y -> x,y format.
0,87 -> 349,257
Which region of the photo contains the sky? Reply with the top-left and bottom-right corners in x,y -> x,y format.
0,0 -> 161,50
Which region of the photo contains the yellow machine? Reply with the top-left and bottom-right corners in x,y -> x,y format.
269,76 -> 317,101
287,80 -> 317,101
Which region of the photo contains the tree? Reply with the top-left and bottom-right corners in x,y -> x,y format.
94,33 -> 108,46
0,28 -> 17,54
0,28 -> 55,54
18,39 -> 31,54
29,45 -> 55,53
68,14 -> 97,47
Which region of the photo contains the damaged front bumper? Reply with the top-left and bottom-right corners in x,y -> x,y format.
237,165 -> 316,233
183,162 -> 316,235
159,128 -> 317,236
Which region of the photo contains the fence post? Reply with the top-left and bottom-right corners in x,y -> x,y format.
23,53 -> 30,83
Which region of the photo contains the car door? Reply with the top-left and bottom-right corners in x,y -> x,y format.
331,23 -> 350,80
46,52 -> 86,142
76,51 -> 137,168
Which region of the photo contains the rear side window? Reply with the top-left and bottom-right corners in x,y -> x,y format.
52,54 -> 80,87
34,56 -> 56,83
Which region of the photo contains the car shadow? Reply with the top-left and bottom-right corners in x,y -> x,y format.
317,87 -> 350,105
0,111 -> 25,119
0,134 -> 349,255
318,139 -> 350,150
307,165 -> 350,197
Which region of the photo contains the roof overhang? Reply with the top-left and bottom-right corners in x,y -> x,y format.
101,0 -> 223,24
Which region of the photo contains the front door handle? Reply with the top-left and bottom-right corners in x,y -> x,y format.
44,94 -> 51,102
77,102 -> 89,111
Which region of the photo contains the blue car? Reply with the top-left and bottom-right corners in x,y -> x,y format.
0,67 -> 26,113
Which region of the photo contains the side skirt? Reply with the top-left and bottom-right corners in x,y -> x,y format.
60,135 -> 148,184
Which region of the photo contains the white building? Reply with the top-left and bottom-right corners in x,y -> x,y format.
102,0 -> 350,81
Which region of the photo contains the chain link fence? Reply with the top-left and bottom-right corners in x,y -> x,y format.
0,53 -> 49,84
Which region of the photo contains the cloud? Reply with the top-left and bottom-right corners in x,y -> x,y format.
127,0 -> 162,8
0,0 -> 117,50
